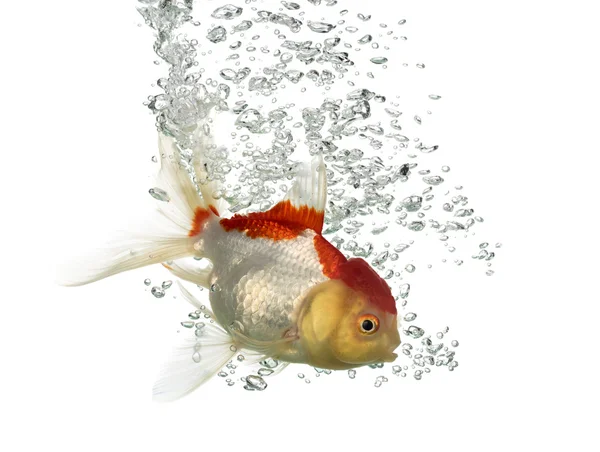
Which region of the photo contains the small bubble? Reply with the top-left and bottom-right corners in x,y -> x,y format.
451,340 -> 459,347
423,175 -> 444,186
358,34 -> 372,44
258,368 -> 274,377
144,278 -> 151,286
348,369 -> 356,379
206,26 -> 227,44
211,4 -> 243,20
260,357 -> 279,368
307,21 -> 336,33
149,187 -> 170,202
404,312 -> 417,322
404,326 -> 425,339
245,375 -> 268,391
370,56 -> 388,64
151,287 -> 165,298
399,283 -> 411,299
161,280 -> 172,289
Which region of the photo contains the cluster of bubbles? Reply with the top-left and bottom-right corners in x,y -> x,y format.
144,278 -> 173,298
137,0 -> 500,388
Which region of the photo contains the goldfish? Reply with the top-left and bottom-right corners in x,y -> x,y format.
59,133 -> 400,401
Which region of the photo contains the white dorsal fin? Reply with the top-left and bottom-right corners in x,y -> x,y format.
284,155 -> 327,214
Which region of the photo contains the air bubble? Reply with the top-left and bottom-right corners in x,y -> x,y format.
151,287 -> 165,298
149,187 -> 170,202
244,375 -> 268,391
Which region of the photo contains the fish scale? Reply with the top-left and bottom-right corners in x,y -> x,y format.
203,224 -> 328,341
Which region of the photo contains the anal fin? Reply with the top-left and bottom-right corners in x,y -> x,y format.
152,283 -> 233,402
152,324 -> 236,402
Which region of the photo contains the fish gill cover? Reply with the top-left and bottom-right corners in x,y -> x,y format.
136,0 -> 500,389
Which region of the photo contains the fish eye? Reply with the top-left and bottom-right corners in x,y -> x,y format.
358,314 -> 380,335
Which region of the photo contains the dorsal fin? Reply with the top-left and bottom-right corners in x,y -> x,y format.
284,155 -> 326,220
272,155 -> 326,232
220,157 -> 327,239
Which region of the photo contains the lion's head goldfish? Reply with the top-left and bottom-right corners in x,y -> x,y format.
59,134 -> 400,400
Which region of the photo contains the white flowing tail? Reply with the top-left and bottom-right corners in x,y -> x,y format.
57,134 -> 221,286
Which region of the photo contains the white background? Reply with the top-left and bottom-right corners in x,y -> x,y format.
2,0 -> 599,451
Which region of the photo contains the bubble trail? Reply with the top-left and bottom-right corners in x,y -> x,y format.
136,0 -> 500,390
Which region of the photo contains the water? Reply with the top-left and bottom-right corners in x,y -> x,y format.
137,0 -> 500,390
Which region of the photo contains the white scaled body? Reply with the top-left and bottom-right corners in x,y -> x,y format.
202,226 -> 327,342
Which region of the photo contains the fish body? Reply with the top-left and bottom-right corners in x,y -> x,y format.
203,225 -> 327,343
59,133 -> 400,400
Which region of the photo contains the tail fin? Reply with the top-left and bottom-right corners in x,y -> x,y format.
57,134 -> 220,287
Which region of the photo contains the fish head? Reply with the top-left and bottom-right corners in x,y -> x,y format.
298,259 -> 400,369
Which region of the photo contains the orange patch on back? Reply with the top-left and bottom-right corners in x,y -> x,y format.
261,200 -> 324,234
220,218 -> 303,240
189,207 -> 211,237
219,200 -> 324,240
209,205 -> 220,216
